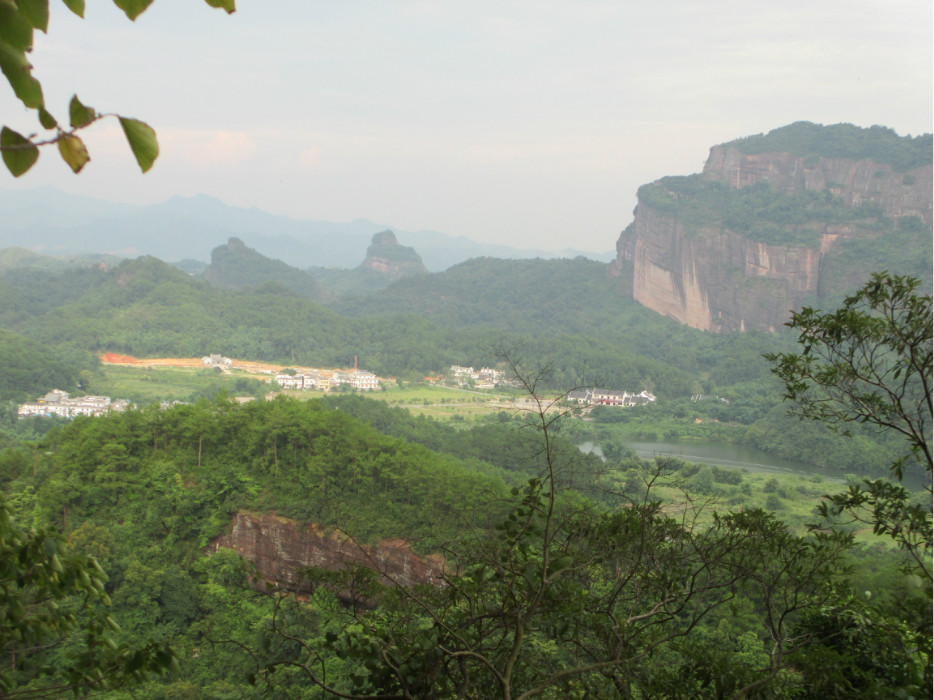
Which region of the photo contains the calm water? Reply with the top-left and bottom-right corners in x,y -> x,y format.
578,439 -> 844,482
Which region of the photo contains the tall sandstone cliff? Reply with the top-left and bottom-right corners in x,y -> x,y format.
609,124 -> 932,332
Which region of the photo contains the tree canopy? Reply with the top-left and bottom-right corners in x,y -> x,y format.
767,272 -> 933,583
0,493 -> 174,696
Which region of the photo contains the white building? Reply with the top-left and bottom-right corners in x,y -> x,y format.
349,370 -> 380,391
17,390 -> 130,419
566,389 -> 656,407
448,365 -> 504,389
275,374 -> 306,390
202,354 -> 233,367
276,368 -> 378,392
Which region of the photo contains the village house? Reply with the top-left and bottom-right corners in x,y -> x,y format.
276,368 -> 379,392
349,370 -> 380,391
566,388 -> 656,408
202,354 -> 233,368
18,390 -> 130,419
332,369 -> 381,391
447,365 -> 505,389
274,373 -> 306,390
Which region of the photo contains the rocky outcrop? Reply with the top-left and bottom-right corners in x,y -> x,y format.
210,511 -> 446,595
610,124 -> 932,332
358,230 -> 428,281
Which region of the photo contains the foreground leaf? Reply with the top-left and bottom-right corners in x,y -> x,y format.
0,40 -> 43,108
62,0 -> 85,17
68,94 -> 97,128
119,117 -> 158,172
38,106 -> 57,129
203,0 -> 236,12
0,3 -> 34,51
0,126 -> 39,176
17,0 -> 50,33
58,133 -> 90,173
112,0 -> 155,21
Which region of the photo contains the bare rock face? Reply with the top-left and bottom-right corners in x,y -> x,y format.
210,511 -> 446,594
610,126 -> 932,333
617,206 -> 836,333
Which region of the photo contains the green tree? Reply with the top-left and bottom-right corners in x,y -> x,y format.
766,272 -> 932,582
247,359 -> 852,698
0,0 -> 235,177
789,593 -> 930,698
0,493 -> 174,696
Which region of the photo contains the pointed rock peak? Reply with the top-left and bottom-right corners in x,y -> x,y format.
370,230 -> 398,247
359,230 -> 428,280
226,237 -> 247,251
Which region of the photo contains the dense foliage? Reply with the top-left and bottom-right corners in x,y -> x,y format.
0,254 -> 762,398
0,493 -> 174,696
0,377 -> 928,697
0,328 -> 87,401
637,177 -> 904,248
768,273 -> 933,584
202,238 -> 331,302
727,121 -> 932,171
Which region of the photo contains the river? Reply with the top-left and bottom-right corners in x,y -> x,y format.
577,439 -> 845,482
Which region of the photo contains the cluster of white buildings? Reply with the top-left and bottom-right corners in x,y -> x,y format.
202,354 -> 233,368
448,365 -> 505,389
18,390 -> 130,419
275,368 -> 381,392
566,388 -> 657,408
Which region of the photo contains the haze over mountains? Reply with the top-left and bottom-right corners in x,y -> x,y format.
1,122 -> 930,338
0,123 -> 930,697
0,187 -> 614,272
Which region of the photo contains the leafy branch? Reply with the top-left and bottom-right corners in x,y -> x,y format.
766,272 -> 933,584
0,0 -> 235,177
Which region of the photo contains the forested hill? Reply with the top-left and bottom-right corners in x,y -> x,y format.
0,246 -> 122,272
0,250 -> 793,397
1,391 -> 927,696
202,237 -> 332,302
0,329 -> 84,401
334,256 -> 621,332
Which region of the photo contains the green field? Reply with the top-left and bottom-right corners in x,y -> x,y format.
88,364 -> 273,404
90,364 -> 529,417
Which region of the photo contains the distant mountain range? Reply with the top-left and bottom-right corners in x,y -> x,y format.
0,187 -> 614,272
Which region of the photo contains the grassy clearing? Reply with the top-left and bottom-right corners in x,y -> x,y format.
377,384 -> 519,419
606,460 -> 865,539
91,366 -> 518,418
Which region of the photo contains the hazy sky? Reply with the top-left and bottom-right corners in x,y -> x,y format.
1,0 -> 931,251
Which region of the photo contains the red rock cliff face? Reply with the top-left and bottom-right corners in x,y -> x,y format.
211,511 -> 446,593
610,144 -> 932,332
619,206 -> 829,333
